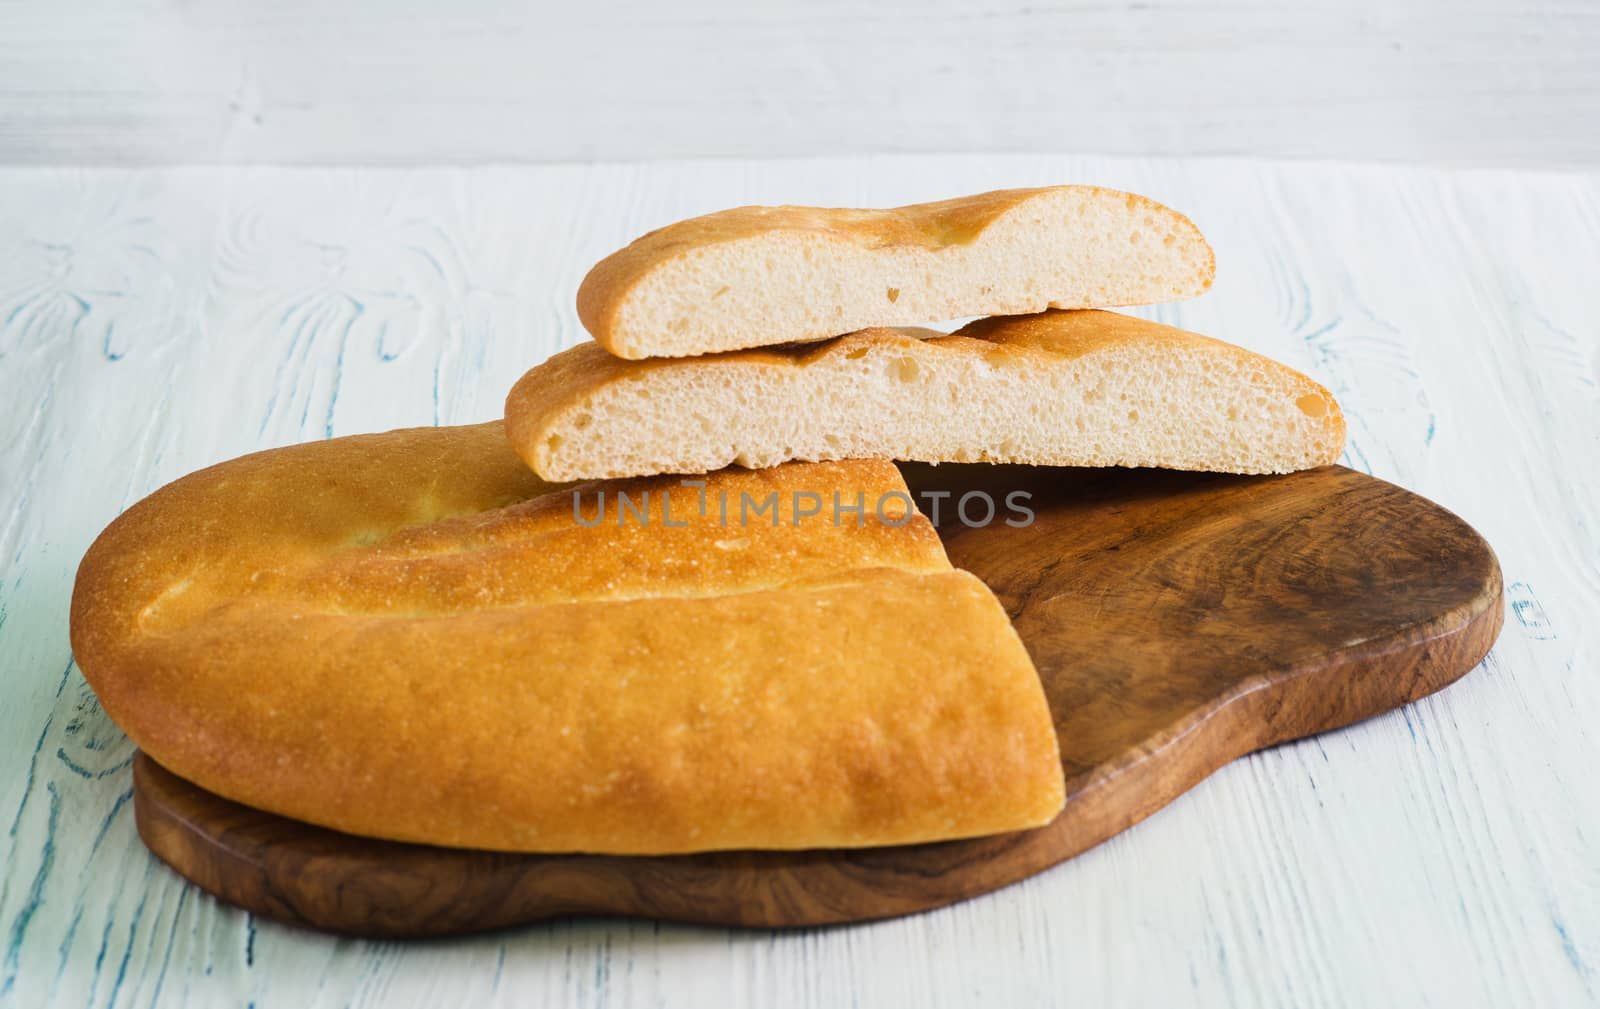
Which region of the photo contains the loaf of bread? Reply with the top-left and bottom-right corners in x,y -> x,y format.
507,309 -> 1346,481
70,423 -> 1065,855
579,186 -> 1215,358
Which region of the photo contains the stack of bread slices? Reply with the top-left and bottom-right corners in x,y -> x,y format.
508,186 -> 1341,481
72,186 -> 1344,859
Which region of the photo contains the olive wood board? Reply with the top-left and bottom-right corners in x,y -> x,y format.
132,463 -> 1503,937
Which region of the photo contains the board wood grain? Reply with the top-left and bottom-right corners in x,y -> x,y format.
131,463 -> 1503,937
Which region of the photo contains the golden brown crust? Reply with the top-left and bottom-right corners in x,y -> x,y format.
577,186 -> 1215,357
70,423 -> 1064,854
950,308 -> 1266,361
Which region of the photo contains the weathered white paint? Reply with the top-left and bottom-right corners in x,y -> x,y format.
1,156 -> 1596,1007
2,1 -> 1599,166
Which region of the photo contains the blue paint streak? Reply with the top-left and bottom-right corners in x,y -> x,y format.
2,782 -> 60,997
1553,913 -> 1593,977
145,887 -> 190,1009
1302,316 -> 1343,345
81,731 -> 113,753
53,747 -> 133,781
1344,440 -> 1374,476
595,930 -> 611,998
102,321 -> 124,362
295,299 -> 326,433
89,788 -> 133,854
260,295 -> 314,435
4,659 -> 73,842
1508,581 -> 1557,639
52,903 -> 85,992
1300,316 -> 1345,371
105,889 -> 149,1009
432,354 -> 444,427
324,296 -> 362,439
412,244 -> 448,283
86,912 -> 116,1008
377,320 -> 399,362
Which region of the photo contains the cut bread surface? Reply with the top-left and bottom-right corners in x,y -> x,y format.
70,423 -> 1065,855
579,186 -> 1215,358
507,310 -> 1347,482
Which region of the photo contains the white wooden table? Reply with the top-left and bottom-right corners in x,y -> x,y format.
1,155 -> 1596,1008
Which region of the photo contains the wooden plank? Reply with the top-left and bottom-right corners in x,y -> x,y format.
0,157 -> 1596,1006
1,1 -> 1599,166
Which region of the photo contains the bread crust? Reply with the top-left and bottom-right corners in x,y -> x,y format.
578,186 -> 1215,358
507,310 -> 1348,481
70,423 -> 1064,854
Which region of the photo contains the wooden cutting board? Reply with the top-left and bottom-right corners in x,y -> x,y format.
132,464 -> 1503,937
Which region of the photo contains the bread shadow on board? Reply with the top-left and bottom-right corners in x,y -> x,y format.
896,461 -> 1275,532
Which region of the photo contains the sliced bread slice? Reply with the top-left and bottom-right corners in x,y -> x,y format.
579,186 -> 1215,359
507,310 -> 1346,481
